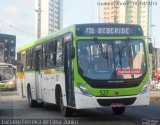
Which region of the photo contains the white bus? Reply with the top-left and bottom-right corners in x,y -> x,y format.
16,24 -> 152,117
0,63 -> 16,90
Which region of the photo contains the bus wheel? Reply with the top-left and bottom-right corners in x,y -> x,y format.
112,107 -> 125,115
27,86 -> 37,108
60,92 -> 73,117
36,101 -> 44,108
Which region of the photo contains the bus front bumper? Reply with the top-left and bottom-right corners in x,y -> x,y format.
74,88 -> 149,109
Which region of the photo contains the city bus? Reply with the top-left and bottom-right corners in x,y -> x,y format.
16,23 -> 152,117
0,63 -> 16,90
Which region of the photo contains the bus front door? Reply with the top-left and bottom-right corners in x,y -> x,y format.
35,49 -> 42,100
64,42 -> 75,107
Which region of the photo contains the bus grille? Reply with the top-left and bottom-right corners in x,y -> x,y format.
97,97 -> 136,106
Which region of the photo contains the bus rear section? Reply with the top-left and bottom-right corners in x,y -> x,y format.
72,24 -> 150,115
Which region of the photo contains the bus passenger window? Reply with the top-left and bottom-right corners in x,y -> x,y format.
55,38 -> 63,66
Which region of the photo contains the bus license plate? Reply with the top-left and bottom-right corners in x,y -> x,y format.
111,103 -> 124,107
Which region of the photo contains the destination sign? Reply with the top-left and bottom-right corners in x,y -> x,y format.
116,69 -> 142,75
76,24 -> 143,36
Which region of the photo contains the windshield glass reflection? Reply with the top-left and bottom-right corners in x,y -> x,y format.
77,40 -> 146,80
0,68 -> 15,81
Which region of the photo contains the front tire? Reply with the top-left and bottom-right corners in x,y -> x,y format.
60,92 -> 73,117
27,86 -> 37,108
112,107 -> 125,115
37,101 -> 44,107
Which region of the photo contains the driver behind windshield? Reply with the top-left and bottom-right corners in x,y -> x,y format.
78,48 -> 91,74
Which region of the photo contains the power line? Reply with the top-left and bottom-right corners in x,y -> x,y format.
0,18 -> 35,36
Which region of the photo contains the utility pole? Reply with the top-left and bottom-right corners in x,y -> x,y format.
151,24 -> 156,80
35,0 -> 42,39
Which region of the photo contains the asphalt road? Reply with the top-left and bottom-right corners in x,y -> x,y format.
0,91 -> 160,125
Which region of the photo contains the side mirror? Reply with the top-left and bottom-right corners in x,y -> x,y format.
148,42 -> 153,54
69,46 -> 75,59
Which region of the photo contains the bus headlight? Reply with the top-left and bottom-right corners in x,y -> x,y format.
140,85 -> 149,95
78,84 -> 93,97
8,81 -> 14,85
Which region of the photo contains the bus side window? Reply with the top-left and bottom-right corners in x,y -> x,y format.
39,47 -> 44,69
43,41 -> 54,68
55,38 -> 63,66
20,52 -> 26,72
17,61 -> 24,72
31,48 -> 35,70
21,48 -> 36,71
17,53 -> 21,72
26,50 -> 31,70
48,41 -> 55,67
43,43 -> 48,67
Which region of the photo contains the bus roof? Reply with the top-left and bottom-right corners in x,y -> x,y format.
17,23 -> 143,52
17,25 -> 75,52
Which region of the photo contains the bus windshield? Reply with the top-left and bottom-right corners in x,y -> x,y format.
77,39 -> 146,80
0,68 -> 15,81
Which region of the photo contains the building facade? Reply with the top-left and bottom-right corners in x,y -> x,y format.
0,33 -> 16,64
100,0 -> 149,37
101,0 -> 126,23
35,0 -> 63,39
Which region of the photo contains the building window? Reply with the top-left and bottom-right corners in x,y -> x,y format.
11,48 -> 14,52
11,40 -> 14,43
5,40 -> 8,43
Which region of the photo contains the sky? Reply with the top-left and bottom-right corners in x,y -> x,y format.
0,0 -> 159,49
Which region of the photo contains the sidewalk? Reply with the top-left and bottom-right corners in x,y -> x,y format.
150,90 -> 160,102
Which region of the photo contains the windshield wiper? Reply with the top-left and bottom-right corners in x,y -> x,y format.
113,38 -> 131,81
118,38 -> 130,69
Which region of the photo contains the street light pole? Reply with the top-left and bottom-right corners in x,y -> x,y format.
151,24 -> 156,46
151,24 -> 156,80
35,0 -> 42,39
